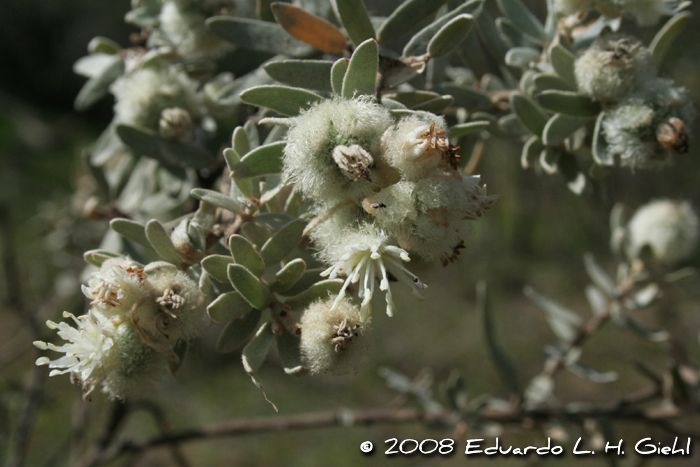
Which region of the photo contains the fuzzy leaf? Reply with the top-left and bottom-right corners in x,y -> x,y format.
259,218 -> 306,266
201,255 -> 234,283
229,234 -> 265,277
331,0 -> 375,46
524,285 -> 583,343
377,0 -> 448,44
232,126 -> 251,156
510,93 -> 549,137
109,218 -> 152,249
74,57 -> 124,111
284,279 -> 343,309
538,90 -> 601,117
427,14 -> 474,59
206,16 -> 314,57
384,91 -> 441,108
241,222 -> 271,249
242,322 -> 275,374
592,112 -> 612,166
449,121 -> 490,138
278,267 -> 325,296
583,253 -> 616,296
276,326 -> 307,376
264,60 -> 334,92
233,141 -> 286,179
270,3 -> 346,54
207,291 -> 253,323
533,73 -> 576,92
549,45 -> 577,86
216,309 -> 262,353
539,146 -> 560,174
228,263 -> 272,310
496,17 -> 540,48
240,85 -> 323,117
403,0 -> 483,56
224,148 -> 255,199
191,188 -> 242,213
542,114 -> 589,146
521,135 -> 543,169
342,39 -> 378,98
585,285 -> 609,316
331,58 -> 349,95
412,95 -> 453,113
145,220 -> 184,265
435,83 -> 492,110
115,124 -> 214,169
651,12 -> 691,66
255,213 -> 296,231
475,9 -> 509,61
273,258 -> 307,292
83,250 -> 121,267
497,0 -> 548,43
504,46 -> 540,68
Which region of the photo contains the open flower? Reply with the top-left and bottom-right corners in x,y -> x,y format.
321,234 -> 426,320
34,311 -> 114,388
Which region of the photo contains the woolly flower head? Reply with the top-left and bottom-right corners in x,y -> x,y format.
35,258 -> 204,399
574,36 -> 654,103
111,67 -> 202,131
601,77 -> 693,169
320,228 -> 426,320
158,0 -> 234,59
283,97 -> 393,205
626,200 -> 699,265
300,296 -> 370,375
380,114 -> 458,181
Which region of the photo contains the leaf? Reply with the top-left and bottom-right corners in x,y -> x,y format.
87,37 -> 122,55
228,263 -> 272,310
384,91 -> 441,108
478,281 -> 519,393
263,60 -> 334,92
273,258 -> 307,292
651,12 -> 691,66
331,58 -> 349,95
458,26 -> 488,76
567,362 -> 618,383
73,53 -> 120,78
427,14 -> 474,59
342,39 -> 378,98
115,124 -> 214,169
533,73 -> 575,92
521,135 -> 543,169
449,121 -> 490,138
229,234 -> 265,277
497,0 -> 548,43
585,285 -> 609,317
510,93 -> 549,137
191,188 -> 242,213
201,255 -> 234,283
232,126 -> 251,156
255,213 -> 297,231
629,283 -> 660,309
412,95 -> 454,113
498,113 -> 526,135
592,112 -> 612,166
524,285 -> 583,343
625,316 -> 669,343
284,279 -> 343,309
216,309 -> 262,353
435,83 -> 492,110
331,0 -> 375,46
539,146 -> 560,174
278,267 -> 325,296
239,85 -> 323,117
169,340 -> 189,377
276,327 -> 307,376
206,16 -> 314,57
242,322 -> 275,375
207,291 -> 253,323
496,17 -> 540,48
258,0 -> 276,22
542,114 -> 589,146
259,218 -> 306,266
475,9 -> 510,62
583,253 -> 616,297
538,90 -> 601,117
270,3 -> 346,54
74,57 -> 124,111
549,44 -> 577,86
109,218 -> 152,250
145,220 -> 184,265
504,47 -> 540,68
241,222 -> 271,249
403,0 -> 483,56
83,250 -> 121,267
377,0 -> 448,44
233,141 -> 286,178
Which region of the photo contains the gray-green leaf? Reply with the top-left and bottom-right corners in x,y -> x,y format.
449,121 -> 490,138
216,309 -> 262,353
427,14 -> 474,59
146,220 -> 184,265
74,57 -> 124,111
549,44 -> 577,86
242,322 -> 274,374
510,93 -> 549,137
342,39 -> 378,99
208,291 -> 253,323
651,12 -> 691,66
233,141 -> 286,179
259,218 -> 306,266
110,218 -> 152,250
272,258 -> 307,292
229,234 -> 265,277
201,255 -> 234,283
206,16 -> 314,57
331,58 -> 349,95
538,90 -> 601,117
403,0 -> 483,56
264,60 -> 334,93
239,85 -> 323,117
542,114 -> 589,146
191,188 -> 242,214
83,250 -> 121,267
228,263 -> 272,309
497,0 -> 548,43
331,0 -> 375,46
284,279 -> 343,309
377,0 -> 448,44
276,327 -> 307,376
115,124 -> 214,169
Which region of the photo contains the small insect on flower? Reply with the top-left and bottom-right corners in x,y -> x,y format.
656,117 -> 688,155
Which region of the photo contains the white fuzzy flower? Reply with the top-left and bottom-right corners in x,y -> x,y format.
321,234 -> 426,319
81,257 -> 144,312
158,1 -> 234,59
34,311 -> 114,383
627,200 -> 699,264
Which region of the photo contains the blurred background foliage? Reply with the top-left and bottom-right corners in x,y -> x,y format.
1,0 -> 700,466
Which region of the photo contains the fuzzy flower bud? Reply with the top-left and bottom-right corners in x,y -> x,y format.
299,296 -> 370,375
626,200 -> 699,265
159,107 -> 194,142
158,0 -> 234,59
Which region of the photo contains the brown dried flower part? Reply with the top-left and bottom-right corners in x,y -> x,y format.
656,117 -> 688,155
441,240 -> 465,267
332,144 -> 374,181
417,122 -> 461,171
159,107 -> 194,142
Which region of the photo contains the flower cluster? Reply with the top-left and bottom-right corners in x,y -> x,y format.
35,257 -> 204,399
575,35 -> 695,169
282,98 -> 498,318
